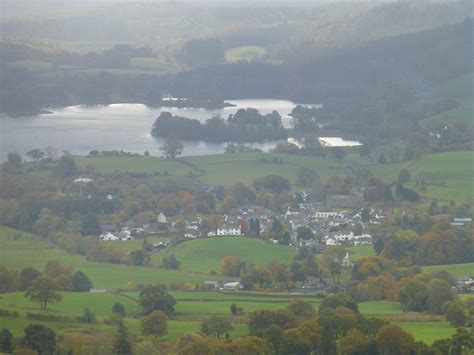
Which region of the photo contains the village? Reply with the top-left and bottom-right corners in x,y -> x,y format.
97,190 -> 387,254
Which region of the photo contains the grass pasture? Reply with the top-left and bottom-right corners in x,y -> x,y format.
0,289 -> 457,345
423,262 -> 474,277
74,156 -> 197,176
0,225 -> 223,289
152,237 -> 297,274
369,151 -> 474,202
185,152 -> 345,187
348,245 -> 375,260
394,321 -> 456,345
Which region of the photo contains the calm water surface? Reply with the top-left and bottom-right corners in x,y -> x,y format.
0,100 -> 360,161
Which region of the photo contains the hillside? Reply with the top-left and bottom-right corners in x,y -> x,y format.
0,225 -> 222,289
152,237 -> 297,274
369,151 -> 474,202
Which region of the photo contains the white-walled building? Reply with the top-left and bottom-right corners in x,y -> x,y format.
217,225 -> 241,236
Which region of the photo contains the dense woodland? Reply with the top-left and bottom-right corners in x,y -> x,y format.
151,109 -> 287,142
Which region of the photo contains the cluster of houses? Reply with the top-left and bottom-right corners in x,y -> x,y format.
99,224 -> 147,241
185,223 -> 242,239
450,217 -> 472,227
95,188 -> 393,267
456,276 -> 474,293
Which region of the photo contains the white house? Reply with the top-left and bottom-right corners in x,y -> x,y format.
314,211 -> 339,219
342,252 -> 353,268
184,229 -> 200,239
222,282 -> 242,291
157,213 -> 168,224
74,176 -> 94,183
100,232 -> 119,241
217,225 -> 241,236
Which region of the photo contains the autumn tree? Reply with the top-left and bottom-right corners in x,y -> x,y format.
160,136 -> 183,160
443,302 -> 468,327
112,302 -> 127,317
139,285 -> 176,316
230,303 -> 244,315
113,321 -> 133,355
201,316 -> 233,338
25,276 -> 62,310
141,310 -> 168,336
279,328 -> 312,355
22,324 -> 56,355
319,293 -> 359,315
129,250 -> 150,266
340,330 -> 369,355
376,324 -> 416,355
33,208 -> 64,240
161,254 -> 181,270
426,278 -> 455,314
19,267 -> 41,291
220,256 -> 245,277
0,329 -> 13,353
286,299 -> 316,319
0,264 -> 18,293
72,271 -> 93,292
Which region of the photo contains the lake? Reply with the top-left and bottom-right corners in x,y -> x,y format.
0,99 -> 360,162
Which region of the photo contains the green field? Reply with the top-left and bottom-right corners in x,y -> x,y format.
105,236 -> 172,253
225,46 -> 266,63
348,245 -> 375,260
0,225 -> 223,289
0,226 -> 298,289
185,152 -> 344,186
0,289 -> 457,345
74,156 -> 196,175
394,322 -> 457,345
74,153 -> 345,187
420,73 -> 473,126
153,237 -> 297,274
369,151 -> 474,202
74,150 -> 473,201
423,262 -> 474,277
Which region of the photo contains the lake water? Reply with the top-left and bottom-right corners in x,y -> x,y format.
0,100 -> 360,162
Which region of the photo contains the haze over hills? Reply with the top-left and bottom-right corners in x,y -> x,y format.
0,1 -> 473,354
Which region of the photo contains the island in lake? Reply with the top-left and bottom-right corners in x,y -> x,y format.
151,108 -> 288,143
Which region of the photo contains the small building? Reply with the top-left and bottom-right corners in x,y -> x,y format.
74,176 -> 94,183
342,252 -> 353,268
222,282 -> 242,291
184,229 -> 200,239
99,232 -> 119,241
90,288 -> 107,293
157,213 -> 168,224
217,225 -> 241,236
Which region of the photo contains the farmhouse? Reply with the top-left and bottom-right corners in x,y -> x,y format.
99,232 -> 119,241
222,282 -> 242,291
157,212 -> 168,224
217,225 -> 241,236
74,176 -> 94,183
